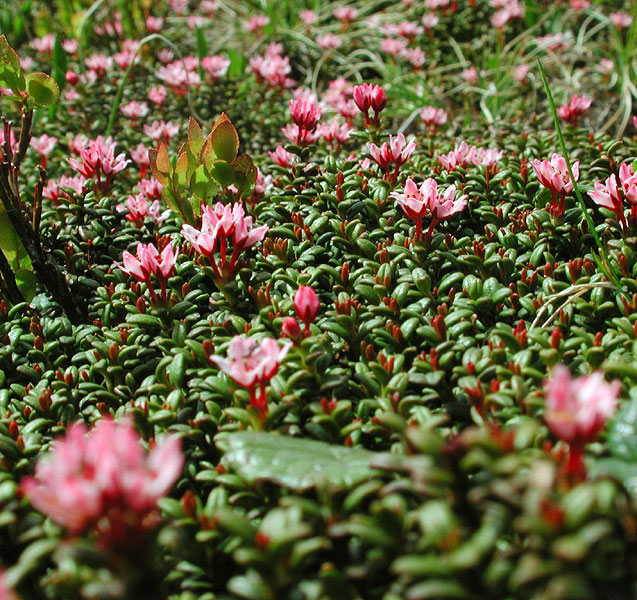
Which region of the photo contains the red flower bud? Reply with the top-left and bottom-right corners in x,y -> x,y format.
281,316 -> 303,344
294,286 -> 319,330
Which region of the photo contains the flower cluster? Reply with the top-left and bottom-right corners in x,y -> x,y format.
390,177 -> 468,241
420,106 -> 447,131
353,83 -> 387,127
209,336 -> 291,417
67,136 -> 129,193
367,133 -> 416,181
249,43 -> 295,88
588,163 -> 637,228
531,153 -> 580,216
288,97 -> 323,145
21,419 -> 183,549
182,202 -> 268,282
544,365 -> 619,479
118,242 -> 178,302
556,94 -> 592,125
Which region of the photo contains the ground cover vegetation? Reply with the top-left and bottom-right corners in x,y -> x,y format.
1,0 -> 637,598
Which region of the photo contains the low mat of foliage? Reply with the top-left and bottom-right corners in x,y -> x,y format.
1,1 -> 637,599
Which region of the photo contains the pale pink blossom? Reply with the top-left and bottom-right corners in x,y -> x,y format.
118,242 -> 178,300
396,20 -> 424,40
182,202 -> 268,280
187,15 -> 206,29
31,34 -> 55,54
67,136 -> 129,192
168,0 -> 188,12
532,153 -> 580,215
121,100 -> 149,119
0,571 -> 17,600
421,13 -> 439,30
367,133 -> 416,181
138,177 -> 163,200
597,58 -> 614,75
209,336 -> 292,413
117,194 -> 170,227
250,45 -> 295,88
619,163 -> 637,205
474,147 -> 503,167
282,124 -> 319,145
390,177 -> 468,240
157,49 -> 175,64
420,106 -> 447,130
42,175 -> 86,203
146,16 -> 164,32
319,120 -> 352,145
148,85 -> 167,106
610,11 -> 632,29
245,14 -> 269,34
268,145 -> 296,168
588,173 -> 625,228
513,64 -> 530,83
544,365 -> 619,476
461,66 -> 479,84
570,0 -> 589,7
18,56 -> 34,71
403,47 -> 426,68
30,134 -> 57,157
21,419 -> 183,544
62,38 -> 78,55
144,120 -> 180,142
300,10 -> 317,25
438,141 -> 478,171
85,53 -> 113,78
557,94 -> 592,125
381,37 -> 408,56
333,6 -> 359,22
201,55 -> 230,79
157,61 -> 199,95
317,33 -> 343,49
490,0 -> 524,28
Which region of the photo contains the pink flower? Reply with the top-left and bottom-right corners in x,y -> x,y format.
245,14 -> 269,34
597,58 -> 614,75
420,106 -> 447,130
288,97 -> 322,145
85,53 -> 113,78
532,153 -> 580,216
146,16 -> 164,32
390,177 -> 467,240
569,0 -> 590,8
62,38 -> 78,55
353,83 -> 387,127
544,365 -> 619,477
396,20 -> 424,40
438,141 -> 478,171
300,10 -> 317,25
333,6 -> 359,22
30,134 -> 57,157
116,194 -> 169,227
381,37 -> 408,57
588,173 -> 625,228
490,0 -> 524,28
67,136 -> 129,193
249,45 -> 296,89
367,133 -> 416,181
31,34 -> 55,54
403,47 -> 426,68
281,316 -> 303,344
619,163 -> 637,223
474,147 -> 503,167
317,33 -> 343,49
144,120 -> 180,142
42,175 -> 86,203
461,66 -> 479,84
319,120 -> 352,146
131,143 -> 150,176
181,202 -> 268,281
0,571 -> 17,600
557,94 -> 592,125
294,286 -> 319,332
138,177 -> 163,200
610,11 -> 632,29
421,13 -> 439,30
21,419 -> 183,546
268,145 -> 296,168
65,70 -> 79,86
209,336 -> 292,414
513,64 -> 530,83
118,242 -> 177,300
157,61 -> 199,96
121,100 -> 149,120
201,55 -> 230,80
148,85 -> 167,106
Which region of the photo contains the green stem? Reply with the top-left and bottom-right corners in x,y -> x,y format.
536,59 -> 622,289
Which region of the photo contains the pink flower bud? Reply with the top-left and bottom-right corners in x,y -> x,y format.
281,316 -> 303,343
66,70 -> 79,86
294,286 -> 319,329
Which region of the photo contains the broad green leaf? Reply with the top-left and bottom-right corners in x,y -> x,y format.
607,397 -> 637,463
0,210 -> 21,263
208,113 -> 239,162
210,160 -> 235,188
173,152 -> 189,190
217,431 -> 380,491
232,154 -> 258,195
51,34 -> 67,90
149,143 -> 170,184
0,35 -> 25,93
190,164 -> 217,201
187,117 -> 204,156
25,72 -> 60,107
14,269 -> 36,302
590,458 -> 637,497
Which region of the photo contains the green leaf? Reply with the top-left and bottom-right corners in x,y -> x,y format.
190,164 -> 217,201
14,269 -> 36,302
25,72 -> 60,107
232,154 -> 258,195
607,398 -> 637,463
217,431 -> 380,491
187,117 -> 204,156
591,458 -> 637,497
207,113 -> 239,162
209,160 -> 235,188
0,35 -> 25,93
